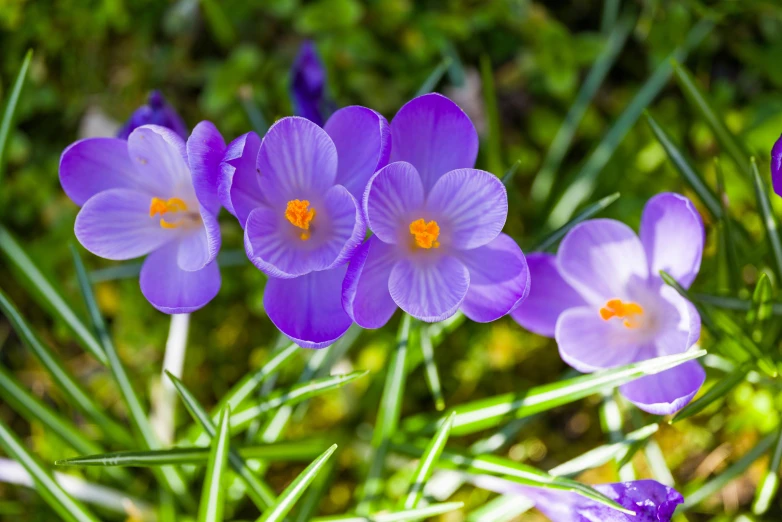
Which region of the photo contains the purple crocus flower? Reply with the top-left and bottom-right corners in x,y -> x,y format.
512,193 -> 705,415
474,475 -> 683,522
291,41 -> 330,127
60,122 -> 225,313
220,107 -> 390,348
342,93 -> 530,327
771,134 -> 782,196
117,90 -> 189,141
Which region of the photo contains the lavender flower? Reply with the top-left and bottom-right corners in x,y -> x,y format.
60,122 -> 225,313
475,475 -> 683,522
512,193 -> 706,415
342,93 -> 530,327
117,90 -> 189,140
221,107 -> 390,348
291,41 -> 330,127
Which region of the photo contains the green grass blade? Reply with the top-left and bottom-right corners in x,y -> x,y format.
313,502 -> 464,522
753,426 -> 782,515
414,57 -> 452,97
255,444 -> 338,522
748,272 -> 774,327
531,192 -> 620,252
751,157 -> 782,278
402,411 -> 455,509
714,158 -> 741,291
546,19 -> 714,228
166,371 -> 277,510
0,50 -> 32,185
0,416 -> 100,522
0,288 -> 132,446
403,349 -> 706,436
501,159 -> 520,187
418,324 -> 444,411
531,16 -> 633,203
0,228 -> 106,364
671,366 -> 748,423
358,314 -> 412,515
480,55 -> 502,175
198,407 -> 232,522
239,87 -> 270,136
292,455 -> 336,522
467,494 -> 532,522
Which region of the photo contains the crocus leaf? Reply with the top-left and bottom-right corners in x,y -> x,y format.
671,366 -> 748,423
714,157 -> 742,292
402,411 -> 456,509
198,407 -> 231,522
415,57 -> 452,97
753,426 -> 782,515
418,323 -> 445,411
531,192 -> 619,252
751,157 -> 782,279
312,502 -> 464,521
480,54 -> 503,176
0,49 -> 32,185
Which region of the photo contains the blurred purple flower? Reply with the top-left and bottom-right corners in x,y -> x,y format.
771,134 -> 782,196
117,90 -> 188,141
475,475 -> 683,522
342,93 -> 530,327
60,122 -> 225,313
220,107 -> 390,348
290,41 -> 330,126
512,193 -> 706,415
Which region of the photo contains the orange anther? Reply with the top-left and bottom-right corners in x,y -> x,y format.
285,199 -> 316,240
409,219 -> 440,249
599,298 -> 644,328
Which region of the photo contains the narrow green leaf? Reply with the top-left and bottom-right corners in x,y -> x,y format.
531,193 -> 619,252
748,272 -> 774,326
293,455 -> 336,522
480,54 -> 503,175
531,16 -> 633,203
358,315 -> 412,515
198,407 -> 231,522
403,349 -> 706,436
418,324 -> 444,411
0,416 -> 100,522
501,160 -> 520,188
0,49 -> 32,185
714,157 -> 741,291
0,228 -> 106,363
239,87 -> 270,136
600,0 -> 621,33
546,19 -> 714,227
414,57 -> 452,97
753,426 -> 782,515
199,0 -> 236,48
402,411 -> 455,509
0,288 -> 132,447
751,157 -> 782,278
671,366 -> 748,423
255,444 -> 338,522
313,502 -> 464,522
466,494 -> 533,522
659,270 -> 720,334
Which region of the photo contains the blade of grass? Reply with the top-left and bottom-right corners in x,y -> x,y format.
751,157 -> 782,278
0,228 -> 106,363
0,50 -> 32,185
480,55 -> 503,175
418,324 -> 444,411
753,426 -> 782,515
358,314 -> 412,515
0,416 -> 100,522
501,160 -> 520,187
293,455 -> 336,522
198,407 -> 231,522
671,366 -> 748,423
715,157 -> 741,290
546,19 -> 714,228
402,412 -> 455,509
313,502 -> 465,522
239,86 -> 270,136
531,193 -> 619,252
414,57 -> 452,97
255,444 -> 338,522
466,494 -> 533,522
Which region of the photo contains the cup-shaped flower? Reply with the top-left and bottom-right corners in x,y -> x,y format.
117,90 -> 188,141
474,475 -> 683,522
342,93 -> 530,327
222,108 -> 390,348
60,122 -> 225,313
512,193 -> 705,415
290,41 -> 331,127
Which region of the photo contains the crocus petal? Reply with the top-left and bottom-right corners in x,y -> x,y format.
60,138 -> 163,206
555,306 -> 650,373
772,134 -> 782,197
127,125 -> 194,199
557,219 -> 649,305
640,193 -> 703,289
426,168 -> 507,250
652,285 -> 702,356
620,359 -> 706,415
511,253 -> 587,337
389,256 -> 469,322
290,41 -> 328,127
75,189 -> 173,260
177,208 -> 221,271
140,242 -> 221,314
219,131 -> 264,227
317,184 -> 366,270
342,236 -> 399,329
458,233 -> 529,323
390,93 -> 478,192
244,207 -> 308,279
363,161 -> 425,244
117,90 -> 188,140
264,267 -> 353,349
256,117 -> 337,206
187,120 -> 225,214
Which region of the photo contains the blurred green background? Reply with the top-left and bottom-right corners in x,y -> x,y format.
3,0 -> 782,520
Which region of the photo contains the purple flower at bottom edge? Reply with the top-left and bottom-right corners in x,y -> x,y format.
221,108 -> 391,349
117,90 -> 189,141
474,475 -> 683,522
342,93 -> 530,328
291,41 -> 331,127
60,122 -> 226,313
512,193 -> 706,415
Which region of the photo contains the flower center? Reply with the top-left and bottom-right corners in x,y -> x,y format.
285,199 -> 316,240
149,197 -> 191,229
599,298 -> 645,329
409,219 -> 440,249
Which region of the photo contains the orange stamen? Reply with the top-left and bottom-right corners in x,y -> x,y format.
409,219 -> 440,249
285,199 -> 316,240
599,298 -> 645,328
149,197 -> 189,229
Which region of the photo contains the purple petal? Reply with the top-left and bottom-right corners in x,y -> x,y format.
187,120 -> 226,214
390,93 -> 478,192
256,117 -> 337,206
244,207 -> 311,279
640,193 -> 703,290
557,219 -> 649,305
511,253 -> 587,337
264,267 -> 353,349
140,242 -> 221,314
317,184 -> 366,270
459,233 -> 529,323
324,106 -> 391,200
127,125 -> 194,199
772,134 -> 782,197
389,255 -> 469,322
342,236 -> 400,329
219,131 -> 264,227
117,90 -> 189,141
426,168 -> 507,250
60,138 -> 164,206
75,189 -> 173,260
290,41 -> 328,127
620,359 -> 705,415
177,208 -> 221,271
652,285 -> 702,356
363,161 -> 425,244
